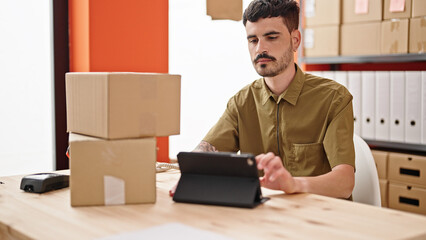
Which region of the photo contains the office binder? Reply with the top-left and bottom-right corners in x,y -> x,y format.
173,152 -> 269,208
423,71 -> 426,144
390,71 -> 405,142
405,71 -> 422,144
361,71 -> 375,139
348,71 -> 362,136
375,71 -> 391,141
335,71 -> 348,88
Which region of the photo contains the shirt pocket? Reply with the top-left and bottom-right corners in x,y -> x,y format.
291,143 -> 328,176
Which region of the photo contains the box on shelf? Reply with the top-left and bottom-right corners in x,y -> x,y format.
372,150 -> 388,179
381,19 -> 409,54
66,72 -> 181,139
69,133 -> 156,207
342,0 -> 383,23
409,17 -> 426,54
383,0 -> 412,20
341,22 -> 381,56
303,25 -> 339,57
304,0 -> 341,27
206,0 -> 242,21
412,0 -> 426,18
388,152 -> 426,188
379,179 -> 389,208
389,182 -> 426,215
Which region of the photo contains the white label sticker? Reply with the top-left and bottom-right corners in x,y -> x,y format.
305,0 -> 316,18
304,28 -> 314,49
104,175 -> 125,205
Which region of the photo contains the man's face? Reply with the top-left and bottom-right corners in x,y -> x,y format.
245,17 -> 295,77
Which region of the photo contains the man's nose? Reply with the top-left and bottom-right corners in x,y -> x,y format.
255,40 -> 268,54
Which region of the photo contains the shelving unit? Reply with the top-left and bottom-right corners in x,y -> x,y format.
301,53 -> 426,64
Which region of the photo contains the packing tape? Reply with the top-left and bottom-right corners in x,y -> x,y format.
104,175 -> 125,205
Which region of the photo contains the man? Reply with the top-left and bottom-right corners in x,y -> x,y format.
173,0 -> 355,199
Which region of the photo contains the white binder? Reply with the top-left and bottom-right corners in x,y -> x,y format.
390,71 -> 405,142
375,71 -> 390,141
322,71 -> 336,81
422,71 -> 426,144
335,71 -> 348,88
348,71 -> 362,136
405,71 -> 422,144
361,71 -> 375,139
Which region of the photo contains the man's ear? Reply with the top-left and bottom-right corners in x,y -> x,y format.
291,29 -> 301,51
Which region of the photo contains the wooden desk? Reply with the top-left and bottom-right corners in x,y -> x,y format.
1,170 -> 426,240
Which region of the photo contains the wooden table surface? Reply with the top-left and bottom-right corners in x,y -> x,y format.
1,170 -> 426,240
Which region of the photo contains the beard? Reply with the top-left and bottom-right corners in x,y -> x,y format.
253,43 -> 294,77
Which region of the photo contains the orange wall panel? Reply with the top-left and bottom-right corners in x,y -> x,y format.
69,0 -> 170,162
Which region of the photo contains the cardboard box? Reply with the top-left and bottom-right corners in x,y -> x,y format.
409,17 -> 426,53
66,72 -> 181,139
303,25 -> 340,57
388,152 -> 426,188
383,0 -> 412,20
206,0 -> 242,21
381,19 -> 409,54
389,182 -> 426,215
341,22 -> 381,56
69,133 -> 156,206
305,0 -> 341,27
412,0 -> 426,17
379,179 -> 389,207
342,0 -> 383,23
372,150 -> 388,179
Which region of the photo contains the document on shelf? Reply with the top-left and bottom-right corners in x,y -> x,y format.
390,71 -> 405,142
361,71 -> 376,139
97,223 -> 233,240
335,71 -> 348,88
348,71 -> 362,136
405,71 -> 422,144
423,71 -> 426,144
375,71 -> 391,141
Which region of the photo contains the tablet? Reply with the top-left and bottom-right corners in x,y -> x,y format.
173,152 -> 269,208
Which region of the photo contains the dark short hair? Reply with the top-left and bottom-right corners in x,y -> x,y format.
243,0 -> 300,32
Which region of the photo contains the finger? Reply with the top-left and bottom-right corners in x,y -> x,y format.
257,152 -> 276,169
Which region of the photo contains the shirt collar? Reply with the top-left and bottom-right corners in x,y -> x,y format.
260,63 -> 305,106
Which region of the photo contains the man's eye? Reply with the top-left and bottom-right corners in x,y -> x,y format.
268,36 -> 277,40
249,39 -> 258,43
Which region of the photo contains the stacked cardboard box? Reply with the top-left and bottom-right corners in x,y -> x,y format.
66,72 -> 181,207
372,150 -> 426,215
303,0 -> 426,57
371,150 -> 389,207
388,153 -> 426,215
303,0 -> 340,57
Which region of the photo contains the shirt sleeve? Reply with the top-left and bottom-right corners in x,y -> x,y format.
203,96 -> 240,152
323,93 -> 356,170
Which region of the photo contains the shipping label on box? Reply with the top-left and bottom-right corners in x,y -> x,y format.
66,72 -> 181,139
380,19 -> 409,54
384,0 -> 412,20
343,0 -> 383,23
303,25 -> 339,57
379,179 -> 389,208
341,22 -> 381,56
389,182 -> 426,215
305,0 -> 341,27
388,152 -> 426,188
69,133 -> 156,207
372,150 -> 388,179
409,17 -> 426,54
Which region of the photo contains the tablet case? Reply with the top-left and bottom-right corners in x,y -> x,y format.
173,152 -> 269,208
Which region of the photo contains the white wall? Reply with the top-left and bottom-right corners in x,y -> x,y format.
169,0 -> 259,158
0,0 -> 55,176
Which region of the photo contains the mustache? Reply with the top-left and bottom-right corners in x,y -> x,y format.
254,53 -> 276,63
